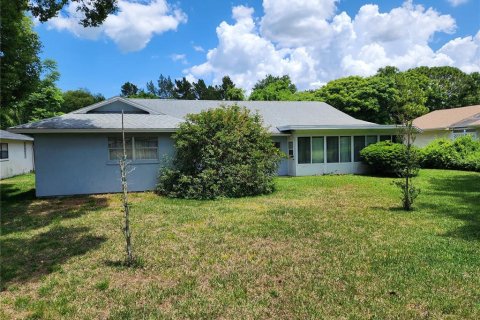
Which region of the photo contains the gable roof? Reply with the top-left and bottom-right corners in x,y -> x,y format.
10,98 -> 396,134
413,105 -> 480,130
0,130 -> 33,141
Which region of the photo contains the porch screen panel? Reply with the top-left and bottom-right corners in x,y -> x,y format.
366,135 -> 378,146
353,136 -> 366,162
340,136 -> 352,162
326,136 -> 339,163
298,137 -> 311,164
312,137 -> 324,163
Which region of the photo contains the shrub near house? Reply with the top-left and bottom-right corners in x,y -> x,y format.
360,141 -> 420,177
421,136 -> 480,172
157,105 -> 283,199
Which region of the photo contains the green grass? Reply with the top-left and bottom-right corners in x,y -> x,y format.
1,170 -> 479,319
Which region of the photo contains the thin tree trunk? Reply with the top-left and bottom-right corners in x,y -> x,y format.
120,111 -> 133,264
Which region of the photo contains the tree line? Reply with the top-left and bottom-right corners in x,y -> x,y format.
120,75 -> 245,101
120,66 -> 480,124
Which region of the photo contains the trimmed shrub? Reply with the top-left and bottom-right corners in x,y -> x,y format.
420,139 -> 460,169
421,135 -> 480,172
360,141 -> 420,177
156,105 -> 283,199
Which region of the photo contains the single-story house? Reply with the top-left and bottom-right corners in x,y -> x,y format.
413,105 -> 480,147
10,97 -> 397,197
0,130 -> 34,179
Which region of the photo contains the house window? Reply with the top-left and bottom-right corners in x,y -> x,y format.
273,142 -> 281,150
379,135 -> 393,142
24,142 -> 27,158
134,137 -> 159,160
298,137 -> 311,164
312,137 -> 324,163
0,143 -> 8,160
108,137 -> 159,161
340,136 -> 352,162
353,136 -> 366,162
326,136 -> 339,163
366,135 -> 378,146
108,137 -> 133,160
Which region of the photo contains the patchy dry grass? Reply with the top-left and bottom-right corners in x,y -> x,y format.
1,170 -> 479,319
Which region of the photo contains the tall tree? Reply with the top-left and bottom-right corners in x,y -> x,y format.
219,76 -> 244,100
157,74 -> 175,99
19,59 -> 64,122
62,89 -> 105,113
0,3 -> 42,128
120,82 -> 138,97
406,66 -> 480,111
249,75 -> 297,101
174,77 -> 195,100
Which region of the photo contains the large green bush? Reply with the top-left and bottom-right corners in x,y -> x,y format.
421,135 -> 480,172
360,141 -> 420,177
157,105 -> 283,199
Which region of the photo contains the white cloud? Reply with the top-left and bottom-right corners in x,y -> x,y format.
170,53 -> 188,64
193,45 -> 205,52
46,0 -> 187,52
447,0 -> 469,7
188,1 -> 479,92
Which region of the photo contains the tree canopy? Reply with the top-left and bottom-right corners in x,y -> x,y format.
24,0 -> 117,27
249,75 -> 297,101
62,89 -> 105,113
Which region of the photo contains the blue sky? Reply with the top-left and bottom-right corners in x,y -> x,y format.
36,0 -> 480,97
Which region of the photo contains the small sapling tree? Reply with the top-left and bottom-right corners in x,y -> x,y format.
393,74 -> 428,210
119,111 -> 133,264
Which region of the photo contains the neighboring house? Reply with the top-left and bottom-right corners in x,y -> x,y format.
0,130 -> 34,179
10,97 -> 397,196
413,105 -> 480,147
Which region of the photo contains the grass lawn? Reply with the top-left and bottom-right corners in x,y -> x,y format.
1,170 -> 479,319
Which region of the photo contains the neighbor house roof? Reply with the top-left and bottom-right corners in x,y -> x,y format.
413,105 -> 480,130
0,130 -> 33,141
10,97 -> 397,134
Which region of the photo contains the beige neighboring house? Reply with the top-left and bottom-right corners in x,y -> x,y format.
0,130 -> 34,179
413,105 -> 480,147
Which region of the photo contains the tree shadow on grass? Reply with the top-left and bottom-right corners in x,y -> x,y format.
1,181 -> 109,236
0,226 -> 106,291
416,173 -> 480,241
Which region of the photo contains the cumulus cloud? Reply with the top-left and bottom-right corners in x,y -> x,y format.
46,0 -> 187,52
188,1 -> 479,92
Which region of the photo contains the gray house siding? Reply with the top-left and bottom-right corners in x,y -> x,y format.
34,133 -> 174,197
34,133 -> 288,196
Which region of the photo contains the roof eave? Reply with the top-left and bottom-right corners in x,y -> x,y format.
277,124 -> 399,131
8,128 -> 178,134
